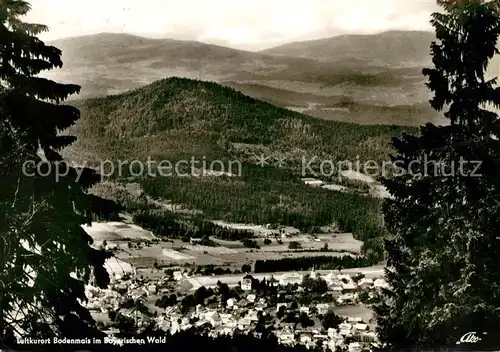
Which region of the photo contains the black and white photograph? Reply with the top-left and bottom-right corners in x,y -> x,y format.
1,0 -> 500,351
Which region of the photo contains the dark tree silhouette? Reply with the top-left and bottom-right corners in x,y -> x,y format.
376,1 -> 500,350
0,0 -> 110,344
321,311 -> 343,330
241,264 -> 252,273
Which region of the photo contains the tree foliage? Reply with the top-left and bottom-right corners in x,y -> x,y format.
254,255 -> 377,273
0,0 -> 110,343
376,1 -> 500,349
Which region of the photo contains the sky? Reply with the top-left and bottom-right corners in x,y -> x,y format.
25,0 -> 439,51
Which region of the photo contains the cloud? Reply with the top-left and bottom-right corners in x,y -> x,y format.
26,0 -> 439,50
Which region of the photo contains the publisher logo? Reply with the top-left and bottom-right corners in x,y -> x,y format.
456,331 -> 483,345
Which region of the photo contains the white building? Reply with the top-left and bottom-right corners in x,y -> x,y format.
278,328 -> 295,345
374,278 -> 389,289
279,272 -> 303,286
347,317 -> 363,324
348,342 -> 362,352
241,278 -> 252,291
277,302 -> 288,312
342,282 -> 356,292
339,322 -> 352,336
316,303 -> 330,315
226,298 -> 237,308
205,311 -> 221,326
332,286 -> 343,298
354,323 -> 368,332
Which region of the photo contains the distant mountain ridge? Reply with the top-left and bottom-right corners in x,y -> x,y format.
43,31 -> 465,126
261,30 -> 436,66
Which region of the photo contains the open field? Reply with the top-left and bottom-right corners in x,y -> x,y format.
84,221 -> 364,272
82,222 -> 157,242
334,304 -> 375,326
113,238 -> 359,269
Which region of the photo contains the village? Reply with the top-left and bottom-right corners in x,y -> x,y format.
83,260 -> 389,352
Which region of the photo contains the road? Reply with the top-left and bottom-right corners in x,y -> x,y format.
186,265 -> 385,290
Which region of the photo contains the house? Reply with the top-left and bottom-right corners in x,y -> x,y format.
169,313 -> 182,323
102,327 -> 120,336
241,278 -> 253,291
195,320 -> 210,328
247,310 -> 259,321
360,331 -> 378,342
146,284 -> 157,294
299,306 -> 310,315
327,339 -> 342,352
278,328 -> 295,344
173,271 -> 183,281
226,298 -> 237,308
339,293 -> 356,304
220,314 -> 233,324
196,304 -> 204,313
339,322 -> 352,336
337,274 -> 351,282
348,342 -> 362,352
156,319 -> 170,331
347,316 -> 363,324
170,321 -> 180,335
331,286 -> 343,298
246,294 -> 256,303
313,333 -> 328,340
181,323 -> 193,331
205,311 -> 221,326
374,278 -> 389,289
358,278 -> 373,290
237,317 -> 252,330
353,323 -> 368,332
316,303 -> 330,315
190,237 -> 202,245
327,327 -> 338,338
323,271 -> 338,284
224,318 -> 237,328
279,272 -> 303,286
302,178 -> 324,187
277,302 -> 288,312
342,282 -> 356,292
300,333 -> 313,344
222,327 -> 234,335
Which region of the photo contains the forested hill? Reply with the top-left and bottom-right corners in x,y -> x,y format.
70,77 -> 417,167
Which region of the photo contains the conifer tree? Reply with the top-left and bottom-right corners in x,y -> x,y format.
0,0 -> 111,344
376,0 -> 500,349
